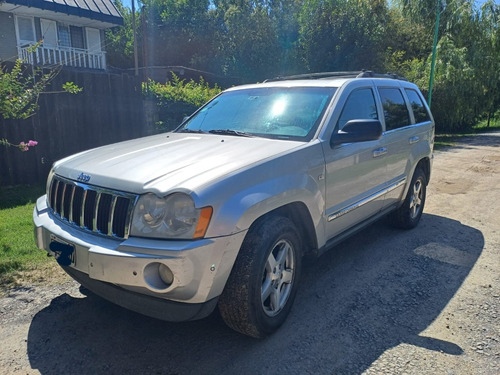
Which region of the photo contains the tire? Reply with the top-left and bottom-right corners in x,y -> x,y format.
218,216 -> 302,338
390,167 -> 427,229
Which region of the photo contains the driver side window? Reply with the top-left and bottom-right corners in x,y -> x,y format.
337,88 -> 378,129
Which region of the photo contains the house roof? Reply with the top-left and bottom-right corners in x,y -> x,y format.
3,0 -> 123,27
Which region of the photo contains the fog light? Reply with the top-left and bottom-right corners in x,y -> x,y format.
144,262 -> 174,291
159,263 -> 174,285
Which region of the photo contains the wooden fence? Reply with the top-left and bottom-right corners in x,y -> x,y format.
0,69 -> 147,186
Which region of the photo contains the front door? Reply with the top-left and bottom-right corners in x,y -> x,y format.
323,86 -> 387,239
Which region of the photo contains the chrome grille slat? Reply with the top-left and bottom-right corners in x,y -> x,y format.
47,176 -> 137,240
81,189 -> 88,229
60,183 -> 67,219
93,192 -> 101,232
108,196 -> 118,236
69,185 -> 76,222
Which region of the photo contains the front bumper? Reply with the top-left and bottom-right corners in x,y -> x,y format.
33,195 -> 246,320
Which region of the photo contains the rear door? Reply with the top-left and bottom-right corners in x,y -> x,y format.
375,83 -> 433,208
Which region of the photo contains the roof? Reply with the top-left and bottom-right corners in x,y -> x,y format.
225,72 -> 417,93
4,0 -> 123,26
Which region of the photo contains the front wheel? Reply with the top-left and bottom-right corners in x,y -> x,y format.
218,216 -> 302,338
390,167 -> 427,229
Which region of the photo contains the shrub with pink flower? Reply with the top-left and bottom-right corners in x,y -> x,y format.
0,139 -> 38,152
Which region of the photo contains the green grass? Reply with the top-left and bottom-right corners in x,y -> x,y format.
0,184 -> 50,286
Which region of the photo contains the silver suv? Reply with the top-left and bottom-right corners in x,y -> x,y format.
34,71 -> 434,338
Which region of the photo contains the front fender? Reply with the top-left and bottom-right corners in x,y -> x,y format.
200,142 -> 326,247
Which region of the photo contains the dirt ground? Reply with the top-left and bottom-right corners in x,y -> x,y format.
0,131 -> 499,375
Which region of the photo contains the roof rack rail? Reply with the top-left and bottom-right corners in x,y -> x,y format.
264,70 -> 407,82
264,71 -> 361,82
356,71 -> 407,81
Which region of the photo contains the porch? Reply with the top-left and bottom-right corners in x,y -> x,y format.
18,44 -> 106,70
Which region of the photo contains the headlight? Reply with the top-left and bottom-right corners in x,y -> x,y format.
130,193 -> 212,239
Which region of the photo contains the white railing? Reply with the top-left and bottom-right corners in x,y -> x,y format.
18,44 -> 106,70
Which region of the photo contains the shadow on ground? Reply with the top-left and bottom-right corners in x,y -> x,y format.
27,213 -> 483,374
436,131 -> 500,152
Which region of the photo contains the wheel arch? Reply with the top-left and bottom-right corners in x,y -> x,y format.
246,202 -> 319,257
415,157 -> 431,185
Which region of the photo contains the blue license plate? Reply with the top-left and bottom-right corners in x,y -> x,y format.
49,236 -> 76,266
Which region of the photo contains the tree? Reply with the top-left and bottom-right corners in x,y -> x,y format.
476,1 -> 500,126
297,0 -> 389,73
104,0 -> 500,130
209,0 -> 281,81
1,58 -> 81,151
106,0 -> 137,68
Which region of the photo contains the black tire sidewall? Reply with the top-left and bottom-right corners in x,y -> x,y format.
248,218 -> 302,335
218,215 -> 302,337
401,168 -> 427,228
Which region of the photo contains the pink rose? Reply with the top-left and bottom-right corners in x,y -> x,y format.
28,140 -> 38,147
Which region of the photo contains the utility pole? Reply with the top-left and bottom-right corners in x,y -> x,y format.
132,0 -> 139,76
428,0 -> 442,107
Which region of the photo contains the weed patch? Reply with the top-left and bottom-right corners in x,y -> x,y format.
0,184 -> 50,289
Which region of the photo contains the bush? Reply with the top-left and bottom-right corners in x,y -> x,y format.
143,74 -> 222,132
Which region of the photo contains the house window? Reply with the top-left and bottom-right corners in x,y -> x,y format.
16,16 -> 35,45
40,19 -> 57,46
86,28 -> 102,53
57,23 -> 86,49
70,26 -> 85,49
57,23 -> 71,47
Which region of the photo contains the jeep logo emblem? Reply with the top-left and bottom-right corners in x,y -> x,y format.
77,172 -> 91,183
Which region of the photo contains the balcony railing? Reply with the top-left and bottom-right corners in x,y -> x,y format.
18,44 -> 106,70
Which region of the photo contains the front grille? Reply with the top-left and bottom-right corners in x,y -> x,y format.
48,176 -> 138,239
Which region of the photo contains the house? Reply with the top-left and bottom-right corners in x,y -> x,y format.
0,0 -> 123,70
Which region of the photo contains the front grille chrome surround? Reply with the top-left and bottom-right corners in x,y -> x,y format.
47,175 -> 138,239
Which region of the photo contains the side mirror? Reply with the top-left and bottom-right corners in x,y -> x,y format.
331,119 -> 383,146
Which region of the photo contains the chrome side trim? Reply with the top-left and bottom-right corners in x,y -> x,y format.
328,177 -> 406,222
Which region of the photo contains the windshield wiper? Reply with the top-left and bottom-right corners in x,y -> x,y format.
208,129 -> 255,137
178,129 -> 207,134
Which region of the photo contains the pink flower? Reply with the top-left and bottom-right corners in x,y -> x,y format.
28,140 -> 38,147
19,142 -> 29,151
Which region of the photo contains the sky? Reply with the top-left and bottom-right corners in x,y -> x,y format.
122,0 -> 139,8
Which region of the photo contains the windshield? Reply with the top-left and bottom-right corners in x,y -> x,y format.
177,87 -> 336,141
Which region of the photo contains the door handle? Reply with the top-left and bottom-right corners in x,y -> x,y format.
409,136 -> 420,144
372,147 -> 388,158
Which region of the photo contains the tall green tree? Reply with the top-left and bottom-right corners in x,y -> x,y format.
298,0 -> 389,72
141,0 -> 213,67
476,1 -> 500,126
106,0 -> 137,68
209,0 -> 281,81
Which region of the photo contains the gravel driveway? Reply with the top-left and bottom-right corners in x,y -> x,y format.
1,131 -> 499,375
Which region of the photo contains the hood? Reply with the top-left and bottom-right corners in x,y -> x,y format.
53,133 -> 302,194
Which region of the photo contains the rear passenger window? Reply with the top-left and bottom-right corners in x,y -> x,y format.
405,89 -> 431,123
337,88 -> 378,129
378,88 -> 410,131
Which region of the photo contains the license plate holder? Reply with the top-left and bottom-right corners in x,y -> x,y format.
49,235 -> 76,266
